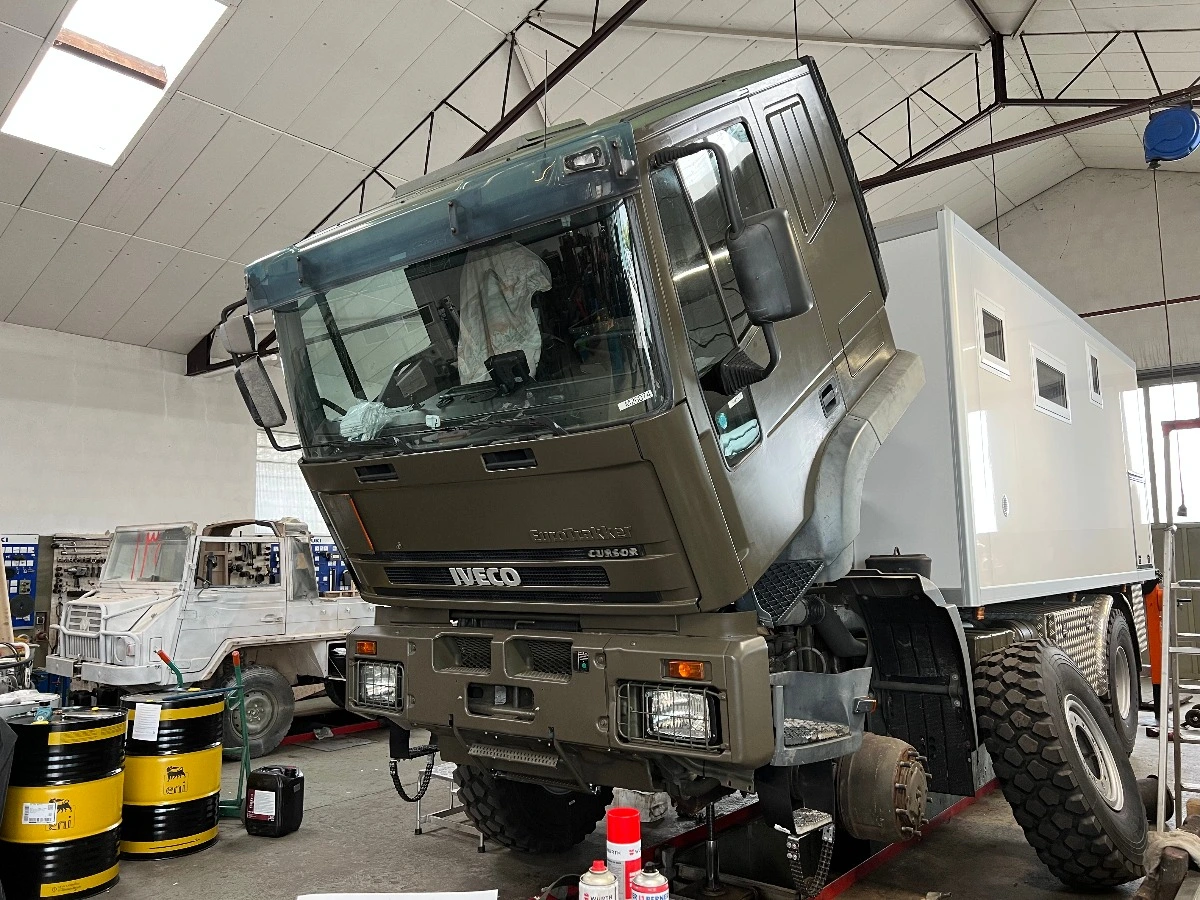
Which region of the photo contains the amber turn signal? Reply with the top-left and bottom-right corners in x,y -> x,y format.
666,659 -> 707,680
356,640 -> 378,656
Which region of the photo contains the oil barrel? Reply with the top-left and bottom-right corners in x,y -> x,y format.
0,707 -> 126,900
120,688 -> 226,859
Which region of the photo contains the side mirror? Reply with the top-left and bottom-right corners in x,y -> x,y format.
219,314 -> 257,356
235,357 -> 287,429
728,208 -> 814,326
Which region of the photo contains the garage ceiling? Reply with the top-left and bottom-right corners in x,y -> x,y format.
1,0 -> 1198,354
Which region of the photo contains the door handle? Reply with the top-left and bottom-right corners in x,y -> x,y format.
261,614 -> 283,623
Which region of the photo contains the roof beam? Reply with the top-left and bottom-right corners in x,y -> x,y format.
464,0 -> 651,157
533,11 -> 981,55
860,81 -> 1200,190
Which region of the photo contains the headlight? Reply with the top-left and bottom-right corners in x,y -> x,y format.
356,661 -> 402,710
647,689 -> 714,742
619,682 -> 720,748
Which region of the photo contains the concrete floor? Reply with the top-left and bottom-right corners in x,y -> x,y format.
107,703 -> 1198,900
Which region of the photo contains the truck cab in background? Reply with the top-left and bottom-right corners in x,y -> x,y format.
46,518 -> 373,757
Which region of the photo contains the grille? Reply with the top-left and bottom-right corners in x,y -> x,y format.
434,635 -> 493,674
511,639 -> 572,682
65,604 -> 102,633
369,547 -> 641,563
59,604 -> 103,661
753,559 -> 823,627
616,681 -> 722,751
378,587 -> 657,604
384,566 -> 610,588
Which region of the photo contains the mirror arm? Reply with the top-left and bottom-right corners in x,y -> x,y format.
718,323 -> 781,395
264,428 -> 302,453
649,142 -> 745,235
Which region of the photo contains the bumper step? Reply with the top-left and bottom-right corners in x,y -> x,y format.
467,744 -> 560,768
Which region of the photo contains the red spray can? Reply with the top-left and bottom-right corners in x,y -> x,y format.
606,807 -> 641,900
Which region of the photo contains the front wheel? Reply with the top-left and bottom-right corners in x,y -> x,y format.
974,640 -> 1146,889
222,664 -> 295,759
454,765 -> 611,854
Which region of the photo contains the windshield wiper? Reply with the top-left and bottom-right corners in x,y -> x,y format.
484,412 -> 569,437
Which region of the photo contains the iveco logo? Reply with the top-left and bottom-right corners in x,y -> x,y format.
450,566 -> 521,587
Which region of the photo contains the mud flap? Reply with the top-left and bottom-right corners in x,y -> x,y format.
754,763 -> 797,833
839,572 -> 977,796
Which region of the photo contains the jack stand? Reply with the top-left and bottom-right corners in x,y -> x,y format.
675,803 -> 758,900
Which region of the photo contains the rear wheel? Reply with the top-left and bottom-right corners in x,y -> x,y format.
1105,612 -> 1139,756
454,765 -> 612,854
974,640 -> 1146,889
222,664 -> 295,759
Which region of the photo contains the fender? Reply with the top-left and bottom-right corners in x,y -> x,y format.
785,350 -> 925,579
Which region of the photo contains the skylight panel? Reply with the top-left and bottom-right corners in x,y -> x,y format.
1,0 -> 225,165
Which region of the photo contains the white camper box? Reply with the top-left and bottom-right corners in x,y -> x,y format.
859,208 -> 1154,608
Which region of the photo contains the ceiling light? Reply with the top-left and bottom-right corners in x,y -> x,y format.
1,0 -> 225,165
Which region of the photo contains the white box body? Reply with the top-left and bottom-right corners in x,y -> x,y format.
858,209 -> 1153,606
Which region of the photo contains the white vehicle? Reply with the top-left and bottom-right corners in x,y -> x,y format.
46,518 -> 374,757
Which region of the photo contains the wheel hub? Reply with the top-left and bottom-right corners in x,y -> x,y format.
239,690 -> 277,738
1114,646 -> 1132,721
1064,693 -> 1124,811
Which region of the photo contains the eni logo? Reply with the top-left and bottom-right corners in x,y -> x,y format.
47,798 -> 74,831
165,765 -> 189,795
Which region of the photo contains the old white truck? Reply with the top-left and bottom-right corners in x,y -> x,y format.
45,518 -> 374,756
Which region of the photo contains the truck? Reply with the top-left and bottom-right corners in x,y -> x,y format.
224,58 -> 1154,890
45,518 -> 374,756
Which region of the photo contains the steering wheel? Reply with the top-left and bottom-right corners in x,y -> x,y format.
375,358 -> 426,409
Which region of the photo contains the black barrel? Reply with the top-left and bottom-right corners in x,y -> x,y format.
0,707 -> 125,900
120,688 -> 225,859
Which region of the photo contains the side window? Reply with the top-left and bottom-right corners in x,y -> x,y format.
195,539 -> 278,588
1031,345 -> 1071,423
675,122 -> 774,337
976,292 -> 1009,379
652,160 -> 762,466
1086,344 -> 1103,407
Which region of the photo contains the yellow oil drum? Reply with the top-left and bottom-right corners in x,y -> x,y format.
0,707 -> 125,900
119,688 -> 225,859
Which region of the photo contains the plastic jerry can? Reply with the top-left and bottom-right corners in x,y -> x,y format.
244,765 -> 304,837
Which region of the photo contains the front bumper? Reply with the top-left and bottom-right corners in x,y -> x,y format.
45,654 -> 165,687
347,623 -> 775,786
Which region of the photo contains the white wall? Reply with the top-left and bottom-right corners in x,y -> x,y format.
0,322 -> 256,535
984,167 -> 1200,373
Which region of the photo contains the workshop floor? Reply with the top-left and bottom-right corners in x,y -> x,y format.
106,700 -> 1198,900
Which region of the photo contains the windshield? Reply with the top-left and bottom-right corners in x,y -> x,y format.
275,198 -> 666,458
102,527 -> 193,584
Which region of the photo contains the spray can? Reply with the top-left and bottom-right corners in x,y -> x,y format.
631,863 -> 670,900
606,807 -> 641,900
580,860 -> 619,900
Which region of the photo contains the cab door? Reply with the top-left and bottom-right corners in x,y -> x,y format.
643,101 -> 841,581
174,536 -> 285,673
746,64 -> 895,408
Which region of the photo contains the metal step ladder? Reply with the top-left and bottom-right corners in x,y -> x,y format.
1155,526 -> 1200,830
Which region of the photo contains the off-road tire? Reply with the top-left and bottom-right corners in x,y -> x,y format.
1105,612 -> 1139,756
974,640 -> 1146,889
222,664 -> 295,759
454,764 -> 612,854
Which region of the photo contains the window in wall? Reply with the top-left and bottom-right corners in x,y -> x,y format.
255,431 -> 327,535
1087,345 -> 1103,407
976,293 -> 1009,379
1147,379 -> 1200,523
1031,346 -> 1070,422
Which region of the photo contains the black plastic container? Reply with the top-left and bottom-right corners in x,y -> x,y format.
865,547 -> 932,579
243,765 -> 304,837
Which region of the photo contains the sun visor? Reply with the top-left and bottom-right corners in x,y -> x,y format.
245,122 -> 639,312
